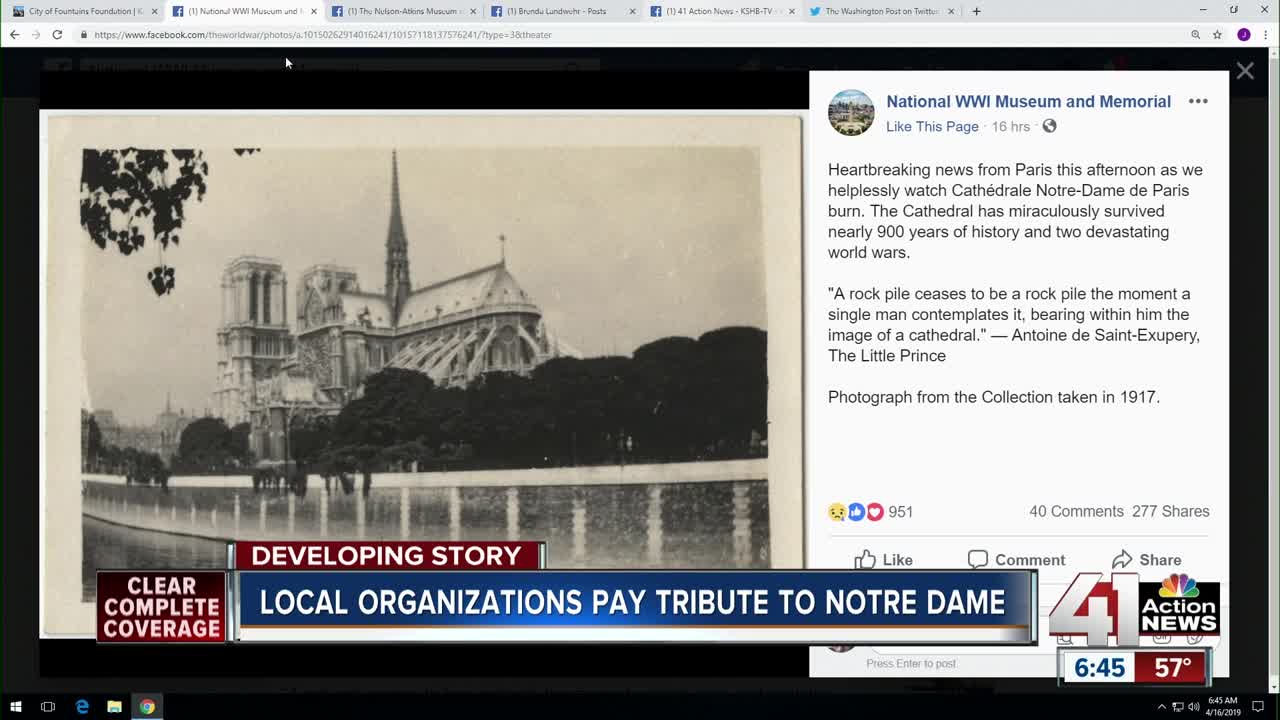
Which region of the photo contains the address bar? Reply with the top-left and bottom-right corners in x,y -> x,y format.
13,22 -> 1277,46
88,28 -> 544,42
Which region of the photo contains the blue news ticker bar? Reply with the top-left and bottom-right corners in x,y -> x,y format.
238,569 -> 1035,629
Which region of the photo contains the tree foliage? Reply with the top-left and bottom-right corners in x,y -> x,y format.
80,148 -> 210,295
91,444 -> 170,486
323,326 -> 768,473
173,416 -> 247,473
228,422 -> 251,459
288,415 -> 333,471
86,415 -> 103,459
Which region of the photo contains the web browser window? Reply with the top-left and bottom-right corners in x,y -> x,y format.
2,1 -> 1277,717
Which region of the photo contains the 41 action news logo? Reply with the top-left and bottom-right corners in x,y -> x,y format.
1049,572 -> 1220,646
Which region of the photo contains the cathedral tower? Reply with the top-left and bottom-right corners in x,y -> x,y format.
385,150 -> 411,326
214,256 -> 290,425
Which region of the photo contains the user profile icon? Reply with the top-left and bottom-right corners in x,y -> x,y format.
828,89 -> 875,136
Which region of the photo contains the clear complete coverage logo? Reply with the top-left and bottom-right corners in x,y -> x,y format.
1049,572 -> 1220,646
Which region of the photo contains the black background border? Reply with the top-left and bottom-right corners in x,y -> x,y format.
2,46 -> 1272,712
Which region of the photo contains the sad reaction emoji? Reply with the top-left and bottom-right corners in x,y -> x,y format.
827,503 -> 848,522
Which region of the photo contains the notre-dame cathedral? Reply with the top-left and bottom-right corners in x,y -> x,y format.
211,151 -> 579,462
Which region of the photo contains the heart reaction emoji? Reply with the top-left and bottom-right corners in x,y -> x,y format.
866,502 -> 884,521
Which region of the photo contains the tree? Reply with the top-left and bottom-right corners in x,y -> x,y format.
289,415 -> 332,474
80,148 -> 209,296
630,336 -> 700,461
307,325 -> 767,474
140,451 -> 170,487
359,368 -> 437,445
175,417 -> 235,473
86,415 -> 104,467
423,386 -> 476,455
228,422 -> 251,465
534,356 -> 641,465
325,443 -> 380,496
378,440 -> 431,472
328,369 -> 440,485
690,326 -> 767,456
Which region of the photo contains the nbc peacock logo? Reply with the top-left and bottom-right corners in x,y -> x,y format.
1158,573 -> 1200,598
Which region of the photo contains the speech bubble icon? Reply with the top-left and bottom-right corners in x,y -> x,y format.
967,549 -> 989,568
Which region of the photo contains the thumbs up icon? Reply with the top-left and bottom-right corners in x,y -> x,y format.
853,549 -> 877,569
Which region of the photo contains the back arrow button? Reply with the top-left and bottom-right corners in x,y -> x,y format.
8,30 -> 18,39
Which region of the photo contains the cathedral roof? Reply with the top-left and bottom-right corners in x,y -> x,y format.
397,262 -> 535,326
338,292 -> 393,328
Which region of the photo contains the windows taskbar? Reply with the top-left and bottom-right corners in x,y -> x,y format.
0,692 -> 1274,718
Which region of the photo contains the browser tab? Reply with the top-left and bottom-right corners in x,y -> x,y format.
804,3 -> 963,21
643,0 -> 798,21
802,0 -> 1273,20
476,0 -> 638,21
4,0 -> 166,21
163,0 -> 323,23
323,1 -> 484,20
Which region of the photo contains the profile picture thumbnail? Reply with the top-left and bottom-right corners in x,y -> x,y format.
828,89 -> 875,136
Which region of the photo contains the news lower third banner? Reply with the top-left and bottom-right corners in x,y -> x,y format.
97,542 -> 1036,644
235,569 -> 1036,643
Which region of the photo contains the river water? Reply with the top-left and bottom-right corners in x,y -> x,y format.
83,515 -> 228,602
82,479 -> 770,602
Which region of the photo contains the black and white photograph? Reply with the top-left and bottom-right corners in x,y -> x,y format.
43,115 -> 803,634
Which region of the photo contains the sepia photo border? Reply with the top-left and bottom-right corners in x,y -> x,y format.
41,111 -> 805,636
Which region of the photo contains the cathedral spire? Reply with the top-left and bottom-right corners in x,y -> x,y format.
385,150 -> 411,325
389,150 -> 404,237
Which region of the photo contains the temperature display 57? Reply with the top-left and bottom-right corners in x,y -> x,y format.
1059,649 -> 1209,686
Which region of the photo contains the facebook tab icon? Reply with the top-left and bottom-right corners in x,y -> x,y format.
490,5 -> 503,16
171,5 -> 183,16
650,5 -> 662,16
331,4 -> 343,16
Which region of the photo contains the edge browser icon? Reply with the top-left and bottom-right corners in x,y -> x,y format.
75,699 -> 90,715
